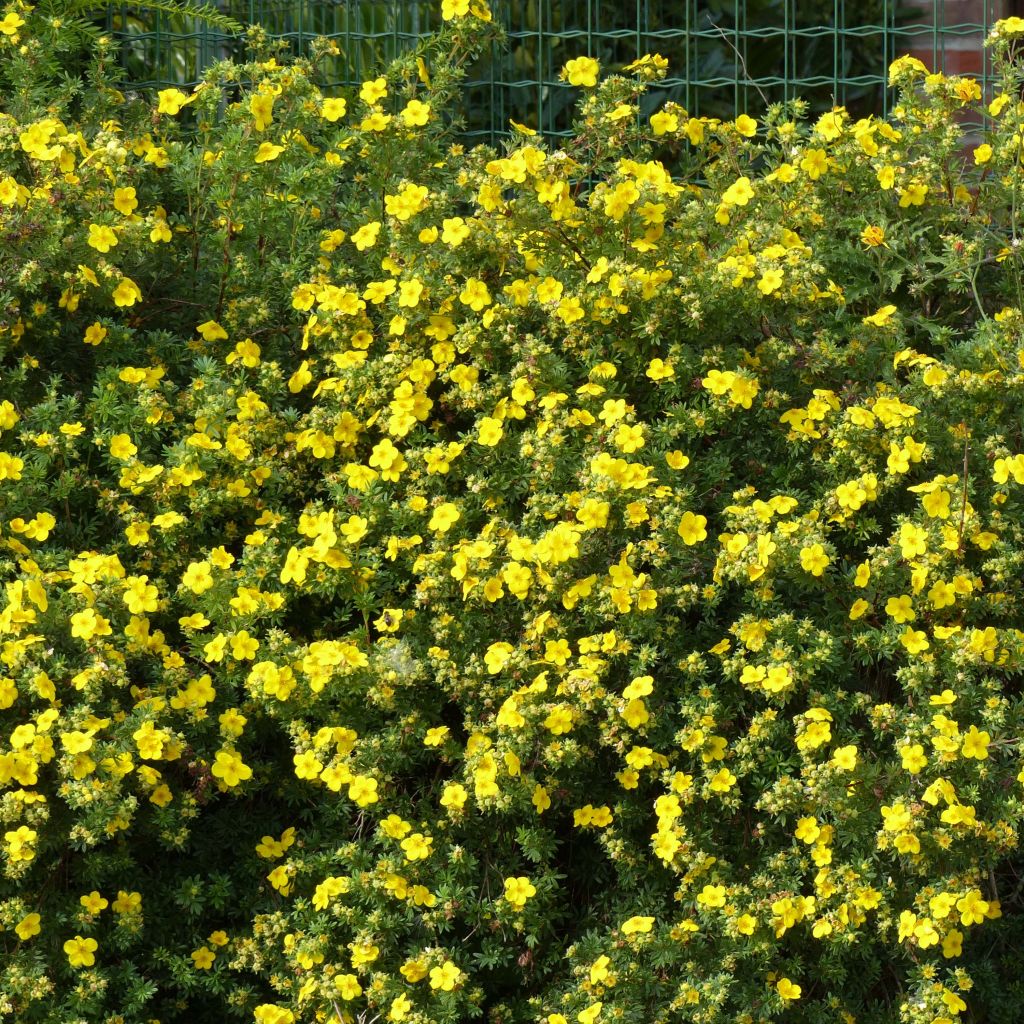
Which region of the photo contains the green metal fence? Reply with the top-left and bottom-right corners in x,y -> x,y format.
106,0 -> 1001,142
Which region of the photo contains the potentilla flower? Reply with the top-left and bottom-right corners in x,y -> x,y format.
63,935 -> 98,968
254,141 -> 284,163
561,56 -> 599,87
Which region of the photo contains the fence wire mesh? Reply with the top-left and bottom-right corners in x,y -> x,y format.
105,0 -> 1000,143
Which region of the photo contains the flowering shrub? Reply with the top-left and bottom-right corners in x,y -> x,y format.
4,3 -> 1024,1022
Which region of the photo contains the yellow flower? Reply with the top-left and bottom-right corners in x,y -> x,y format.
335,973 -> 363,1000
799,543 -> 830,576
0,10 -> 24,35
210,749 -> 253,787
361,110 -> 392,132
503,875 -> 536,908
956,888 -> 989,925
351,221 -> 381,250
794,817 -> 821,844
254,141 -> 284,163
150,784 -> 173,806
477,416 -> 504,446
293,750 -> 323,780
776,977 -> 802,1000
620,698 -> 649,728
0,175 -> 21,206
348,774 -> 379,806
112,890 -> 142,914
460,277 -> 491,310
555,295 -> 585,323
15,912 -> 41,941
428,501 -> 460,533
888,54 -> 928,85
588,955 -> 611,985
728,375 -> 759,408
814,109 -> 844,140
288,360 -> 312,392
697,884 -> 727,908
87,223 -> 118,252
647,358 -> 674,380
197,319 -> 227,340
249,91 -> 275,130
321,97 -> 347,121
677,511 -> 708,545
5,825 -> 37,862
266,864 -> 291,894
799,148 -> 828,179
389,994 -> 412,1021
191,946 -> 216,969
562,57 -> 600,87
876,165 -> 897,190
990,92 -> 1011,116
113,186 -> 138,215
360,76 -> 388,103
544,706 -> 574,735
352,944 -> 381,969
757,268 -> 784,295
532,784 -> 551,813
899,181 -> 928,207
721,176 -> 755,206
961,725 -> 990,760
995,16 -> 1024,37
80,890 -> 109,914
900,744 -> 928,774
863,304 -> 897,327
885,594 -> 915,623
424,726 -> 450,746
942,928 -> 964,958
254,1008 -> 295,1024
900,628 -> 930,654
736,913 -> 756,935
734,114 -> 757,137
702,369 -> 735,395
230,630 -> 259,660
650,110 -> 678,135
429,959 -> 463,991
621,915 -> 654,934
83,322 -> 108,345
340,514 -> 369,544
109,433 -> 138,460
401,99 -> 431,126
441,782 -> 468,811
157,87 -> 192,115
63,935 -> 99,968
400,832 -> 433,861
485,642 -> 514,673
112,277 -> 142,307
861,225 -> 886,247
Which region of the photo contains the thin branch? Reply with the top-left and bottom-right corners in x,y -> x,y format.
706,22 -> 770,111
957,426 -> 970,552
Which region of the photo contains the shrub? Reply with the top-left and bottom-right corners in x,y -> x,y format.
2,4 -> 1024,1023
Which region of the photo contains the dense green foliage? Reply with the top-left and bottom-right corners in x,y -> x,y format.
3,3 -> 1024,1023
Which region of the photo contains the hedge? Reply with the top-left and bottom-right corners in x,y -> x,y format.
3,4 -> 1024,1023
